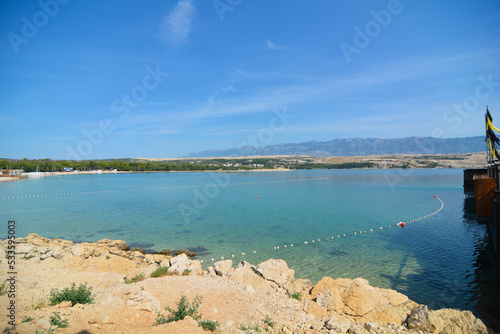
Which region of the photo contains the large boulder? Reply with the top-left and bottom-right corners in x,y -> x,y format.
214,259 -> 233,277
168,253 -> 190,274
228,261 -> 276,292
254,259 -> 294,287
310,277 -> 417,325
187,260 -> 203,276
343,278 -> 384,317
432,308 -> 491,334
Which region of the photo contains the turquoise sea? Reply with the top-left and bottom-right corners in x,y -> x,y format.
1,169 -> 499,329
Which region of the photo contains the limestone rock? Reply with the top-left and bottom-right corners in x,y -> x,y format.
228,261 -> 275,292
168,253 -> 189,274
206,266 -> 217,277
129,250 -> 145,260
407,305 -> 442,332
324,313 -> 351,333
254,259 -> 295,287
71,243 -> 101,259
15,243 -> 35,255
187,260 -> 203,276
145,253 -> 165,264
160,257 -> 170,268
343,278 -> 382,317
316,287 -> 344,312
26,233 -> 49,246
304,299 -> 326,320
433,308 -> 491,334
58,301 -> 72,308
214,259 -> 233,277
311,276 -> 352,299
126,290 -> 160,313
348,323 -> 369,334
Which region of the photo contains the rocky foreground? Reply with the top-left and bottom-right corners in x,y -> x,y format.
0,234 -> 493,334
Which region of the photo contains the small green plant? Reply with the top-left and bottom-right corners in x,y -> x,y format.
49,312 -> 69,328
106,255 -> 111,260
0,280 -> 7,296
124,274 -> 145,284
199,319 -> 219,332
263,316 -> 276,330
150,267 -> 170,278
164,295 -> 202,323
22,254 -> 35,260
49,283 -> 94,306
182,269 -> 191,276
35,328 -> 55,334
22,316 -> 34,323
287,291 -> 302,301
239,323 -> 261,333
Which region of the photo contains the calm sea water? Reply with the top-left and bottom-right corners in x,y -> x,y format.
1,169 -> 499,328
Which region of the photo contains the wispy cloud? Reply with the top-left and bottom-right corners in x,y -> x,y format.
266,40 -> 286,50
159,0 -> 195,45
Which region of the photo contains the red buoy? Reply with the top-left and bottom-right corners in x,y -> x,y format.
257,196 -> 259,199
434,195 -> 437,198
400,222 -> 405,228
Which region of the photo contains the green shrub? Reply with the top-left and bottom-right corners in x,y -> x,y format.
124,274 -> 145,284
263,315 -> 276,329
165,295 -> 202,323
199,319 -> 219,332
49,312 -> 69,328
182,269 -> 191,276
239,323 -> 261,333
49,283 -> 94,306
151,267 -> 170,278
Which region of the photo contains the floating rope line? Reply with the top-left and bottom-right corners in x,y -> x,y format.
0,177 -> 329,200
200,195 -> 444,264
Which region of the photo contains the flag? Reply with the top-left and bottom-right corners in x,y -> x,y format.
486,107 -> 500,160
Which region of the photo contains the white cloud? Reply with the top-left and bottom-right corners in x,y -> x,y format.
159,0 -> 195,45
266,40 -> 285,50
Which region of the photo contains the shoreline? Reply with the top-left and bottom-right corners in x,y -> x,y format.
0,234 -> 493,333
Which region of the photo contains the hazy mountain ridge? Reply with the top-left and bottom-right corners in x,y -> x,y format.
185,136 -> 485,158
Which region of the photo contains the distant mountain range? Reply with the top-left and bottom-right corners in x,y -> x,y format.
184,136 -> 485,158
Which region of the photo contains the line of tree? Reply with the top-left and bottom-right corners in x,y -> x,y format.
0,158 -> 378,172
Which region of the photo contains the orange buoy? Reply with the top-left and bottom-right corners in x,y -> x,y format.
140,188 -> 142,190
400,222 -> 405,228
257,196 -> 259,199
434,195 -> 437,198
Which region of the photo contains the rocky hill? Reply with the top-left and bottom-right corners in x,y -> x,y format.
185,136 -> 485,158
0,234 -> 493,334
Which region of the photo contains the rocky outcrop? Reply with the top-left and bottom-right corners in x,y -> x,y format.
1,234 -> 493,334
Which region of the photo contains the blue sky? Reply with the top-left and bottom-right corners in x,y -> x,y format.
1,0 -> 499,159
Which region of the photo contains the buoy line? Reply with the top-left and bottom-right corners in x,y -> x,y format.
0,177 -> 329,200
200,195 -> 444,265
